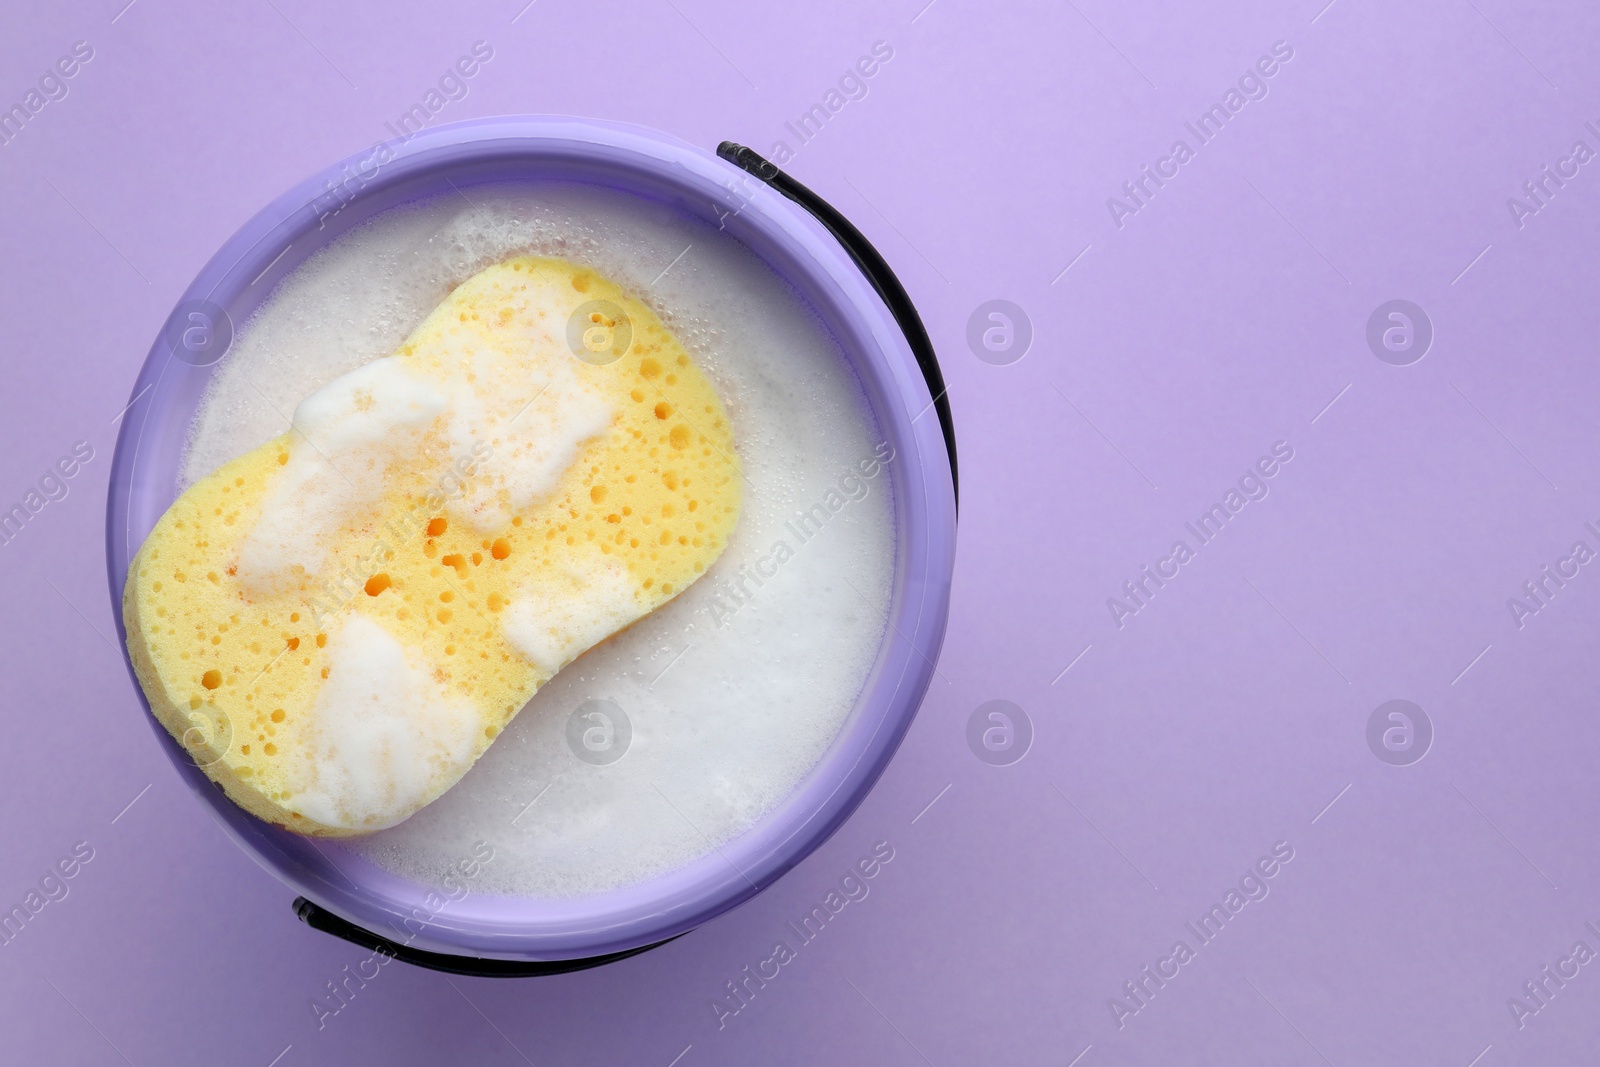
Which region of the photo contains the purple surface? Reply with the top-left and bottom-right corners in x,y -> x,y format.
2,0 -> 1599,1064
104,116 -> 957,961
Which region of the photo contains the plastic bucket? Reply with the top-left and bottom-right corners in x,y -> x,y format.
106,117 -> 956,968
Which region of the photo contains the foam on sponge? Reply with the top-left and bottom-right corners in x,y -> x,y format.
123,256 -> 741,835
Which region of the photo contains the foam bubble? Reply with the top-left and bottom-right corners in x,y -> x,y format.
500,549 -> 639,677
236,356 -> 445,594
290,614 -> 480,832
183,181 -> 896,898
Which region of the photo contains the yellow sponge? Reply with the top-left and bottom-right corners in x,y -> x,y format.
123,256 -> 742,836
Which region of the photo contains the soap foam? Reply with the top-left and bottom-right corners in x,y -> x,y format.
290,613 -> 480,832
426,275 -> 615,535
500,548 -> 640,677
237,356 -> 445,594
239,280 -> 621,600
183,182 -> 896,897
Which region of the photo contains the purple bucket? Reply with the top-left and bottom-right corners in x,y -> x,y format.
105,117 -> 957,969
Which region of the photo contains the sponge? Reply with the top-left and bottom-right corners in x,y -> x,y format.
123,256 -> 742,836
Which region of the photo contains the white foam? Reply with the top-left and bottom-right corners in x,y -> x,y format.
430,281 -> 614,534
237,356 -> 445,594
183,181 -> 896,897
500,548 -> 640,677
289,613 -> 481,832
236,282 -> 618,596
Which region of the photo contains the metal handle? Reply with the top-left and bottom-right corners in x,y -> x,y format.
293,897 -> 675,977
716,141 -> 958,509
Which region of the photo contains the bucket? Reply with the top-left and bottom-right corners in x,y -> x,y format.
106,117 -> 957,973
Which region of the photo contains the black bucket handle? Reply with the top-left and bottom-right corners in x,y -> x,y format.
716,142 -> 958,509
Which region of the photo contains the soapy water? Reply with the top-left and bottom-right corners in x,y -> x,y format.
182,182 -> 896,897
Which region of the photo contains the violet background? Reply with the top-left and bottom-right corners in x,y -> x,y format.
3,0 -> 1599,1064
